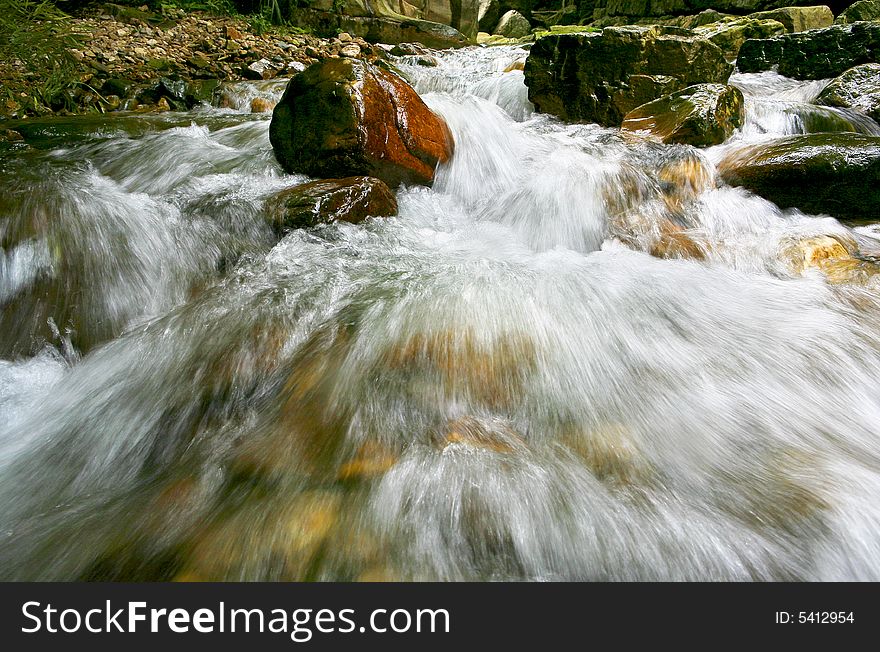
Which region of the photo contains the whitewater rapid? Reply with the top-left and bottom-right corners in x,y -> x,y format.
2,45 -> 880,580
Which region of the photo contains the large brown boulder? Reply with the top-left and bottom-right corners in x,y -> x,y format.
264,177 -> 398,234
269,58 -> 454,187
523,26 -> 733,127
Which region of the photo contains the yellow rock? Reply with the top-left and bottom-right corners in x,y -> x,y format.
562,423 -> 654,487
503,60 -> 525,72
381,328 -> 538,411
651,220 -> 706,261
337,441 -> 398,481
656,152 -> 715,217
436,415 -> 528,454
356,566 -> 399,582
250,97 -> 276,113
782,234 -> 879,284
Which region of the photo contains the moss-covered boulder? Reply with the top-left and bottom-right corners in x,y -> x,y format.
737,21 -> 880,80
816,63 -> 880,122
835,0 -> 880,24
718,133 -> 880,223
749,6 -> 833,32
269,59 -> 454,188
622,83 -> 745,146
695,18 -> 787,60
524,26 -> 733,126
264,177 -> 398,234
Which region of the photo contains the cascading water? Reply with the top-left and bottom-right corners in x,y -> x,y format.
2,45 -> 880,581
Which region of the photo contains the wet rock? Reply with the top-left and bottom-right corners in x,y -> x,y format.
651,220 -> 706,260
2,129 -> 24,142
622,83 -> 744,147
737,21 -> 880,80
337,441 -> 398,481
493,10 -> 531,38
269,58 -> 454,187
183,79 -> 220,108
390,42 -> 432,56
175,490 -> 343,581
718,134 -> 880,223
504,60 -> 525,72
100,78 -> 135,99
524,26 -> 733,126
781,233 -> 880,284
263,176 -> 398,233
749,6 -> 833,33
695,18 -> 786,60
835,0 -> 880,24
340,44 -> 362,58
381,328 -> 538,411
656,148 -> 716,217
435,416 -> 528,454
816,63 -> 880,122
242,59 -> 275,81
249,97 -> 276,113
561,423 -> 654,487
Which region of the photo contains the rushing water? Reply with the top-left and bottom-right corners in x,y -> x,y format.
2,45 -> 880,580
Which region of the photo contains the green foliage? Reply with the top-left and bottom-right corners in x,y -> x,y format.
156,0 -> 239,16
0,0 -> 81,112
248,0 -> 285,35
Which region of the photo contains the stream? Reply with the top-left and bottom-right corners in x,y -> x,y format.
2,45 -> 880,580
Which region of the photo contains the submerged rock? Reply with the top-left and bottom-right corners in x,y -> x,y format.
524,26 -> 732,126
737,21 -> 880,80
718,133 -> 880,223
651,220 -> 707,260
269,58 -> 454,187
264,177 -> 398,233
782,234 -> 880,284
622,83 -> 745,147
816,63 -> 880,122
493,10 -> 531,38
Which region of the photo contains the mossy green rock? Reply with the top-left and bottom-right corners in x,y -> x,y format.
816,63 -> 880,121
695,17 -> 786,59
737,21 -> 880,80
835,0 -> 880,24
622,83 -> 745,146
524,26 -> 733,126
749,6 -> 833,32
718,133 -> 880,223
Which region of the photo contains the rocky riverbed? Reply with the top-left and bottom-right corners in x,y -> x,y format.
0,4 -> 385,120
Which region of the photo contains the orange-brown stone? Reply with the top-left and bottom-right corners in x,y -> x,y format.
269,58 -> 454,187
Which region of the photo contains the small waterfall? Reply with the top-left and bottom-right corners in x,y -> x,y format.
730,71 -> 880,140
